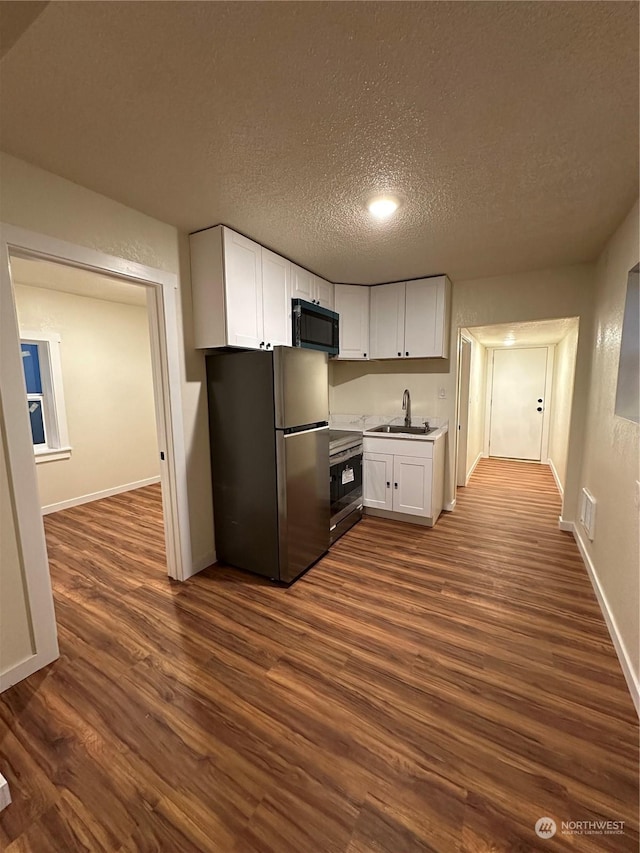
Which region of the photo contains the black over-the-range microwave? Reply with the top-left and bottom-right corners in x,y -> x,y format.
292,298 -> 339,356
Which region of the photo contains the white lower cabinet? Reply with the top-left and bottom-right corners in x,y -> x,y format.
394,455 -> 432,516
363,452 -> 394,510
363,435 -> 444,525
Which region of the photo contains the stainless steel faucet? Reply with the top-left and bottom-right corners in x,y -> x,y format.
402,389 -> 411,428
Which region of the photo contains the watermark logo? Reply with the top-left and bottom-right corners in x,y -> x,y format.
535,818 -> 557,839
534,816 -> 625,839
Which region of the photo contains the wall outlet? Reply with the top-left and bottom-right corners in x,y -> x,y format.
438,387 -> 446,399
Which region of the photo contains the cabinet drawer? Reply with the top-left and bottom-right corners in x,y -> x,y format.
363,437 -> 433,458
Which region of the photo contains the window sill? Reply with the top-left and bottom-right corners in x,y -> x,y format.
34,446 -> 72,464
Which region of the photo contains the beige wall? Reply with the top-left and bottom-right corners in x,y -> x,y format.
547,322 -> 579,492
465,331 -> 487,478
0,409 -> 35,672
330,357 -> 450,423
0,152 -> 214,564
14,283 -> 159,509
578,201 -> 639,682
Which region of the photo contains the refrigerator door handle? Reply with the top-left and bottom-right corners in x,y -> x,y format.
283,424 -> 329,438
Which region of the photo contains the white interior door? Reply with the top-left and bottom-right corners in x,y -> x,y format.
489,347 -> 548,460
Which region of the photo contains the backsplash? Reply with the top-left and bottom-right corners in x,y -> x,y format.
330,412 -> 448,431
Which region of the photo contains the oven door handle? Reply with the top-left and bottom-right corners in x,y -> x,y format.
329,447 -> 363,466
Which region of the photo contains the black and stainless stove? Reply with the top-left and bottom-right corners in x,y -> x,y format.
329,430 -> 363,544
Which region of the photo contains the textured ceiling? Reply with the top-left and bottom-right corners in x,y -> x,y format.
0,2 -> 638,283
10,257 -> 148,307
467,317 -> 579,348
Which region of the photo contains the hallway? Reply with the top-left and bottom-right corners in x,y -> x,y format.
0,461 -> 637,851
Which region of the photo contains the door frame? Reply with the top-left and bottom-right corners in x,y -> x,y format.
483,344 -> 555,461
455,333 -> 473,486
0,223 -> 193,690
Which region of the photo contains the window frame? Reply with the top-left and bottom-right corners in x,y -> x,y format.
20,330 -> 71,463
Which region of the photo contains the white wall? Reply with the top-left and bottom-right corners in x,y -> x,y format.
14,283 -> 159,511
577,200 -> 639,688
547,322 -> 579,493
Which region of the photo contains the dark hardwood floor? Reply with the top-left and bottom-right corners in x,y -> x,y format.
1,461 -> 638,852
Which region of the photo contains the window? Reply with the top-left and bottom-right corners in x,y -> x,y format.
20,331 -> 71,462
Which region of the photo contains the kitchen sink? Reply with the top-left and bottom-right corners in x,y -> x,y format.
368,424 -> 436,435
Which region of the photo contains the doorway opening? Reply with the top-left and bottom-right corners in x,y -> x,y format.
0,223 -> 193,690
455,318 -> 580,499
11,255 -> 169,576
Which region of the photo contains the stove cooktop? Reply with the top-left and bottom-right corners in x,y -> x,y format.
329,429 -> 363,454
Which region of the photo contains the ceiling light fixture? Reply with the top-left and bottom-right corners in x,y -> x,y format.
368,197 -> 399,220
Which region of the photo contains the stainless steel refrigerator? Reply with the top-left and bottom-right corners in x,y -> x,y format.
206,346 -> 330,583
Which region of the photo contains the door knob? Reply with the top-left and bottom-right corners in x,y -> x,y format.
397,352 -> 401,357
538,398 -> 543,403
259,342 -> 265,349
386,481 -> 390,488
405,351 -> 409,357
537,407 -> 543,412
394,483 -> 398,489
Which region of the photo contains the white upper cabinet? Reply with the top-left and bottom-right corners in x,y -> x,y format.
334,284 -> 370,359
223,229 -> 263,349
261,247 -> 291,348
313,276 -> 335,310
190,226 -> 294,350
369,276 -> 451,359
369,281 -> 406,358
405,277 -> 450,358
291,263 -> 315,303
291,265 -> 334,308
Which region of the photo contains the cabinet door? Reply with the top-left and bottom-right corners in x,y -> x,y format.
369,282 -> 405,359
291,263 -> 315,303
335,285 -> 370,359
393,455 -> 432,516
223,228 -> 263,348
363,452 -> 393,510
404,277 -> 450,358
261,248 -> 291,347
314,276 -> 335,310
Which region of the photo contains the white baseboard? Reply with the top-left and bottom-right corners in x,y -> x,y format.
558,516 -> 573,532
0,773 -> 11,811
566,520 -> 639,717
42,476 -> 161,515
444,499 -> 456,512
465,451 -> 484,485
548,457 -> 564,496
192,549 -> 217,575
